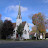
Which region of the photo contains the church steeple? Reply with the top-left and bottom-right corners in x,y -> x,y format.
17,3 -> 22,19
16,3 -> 22,26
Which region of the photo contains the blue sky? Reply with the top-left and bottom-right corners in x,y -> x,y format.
0,0 -> 48,31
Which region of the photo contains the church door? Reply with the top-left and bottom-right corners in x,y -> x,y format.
16,34 -> 18,38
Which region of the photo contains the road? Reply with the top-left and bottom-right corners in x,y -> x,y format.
0,40 -> 48,48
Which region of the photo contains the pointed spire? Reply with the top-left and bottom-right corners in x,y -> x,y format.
17,3 -> 22,19
18,3 -> 21,15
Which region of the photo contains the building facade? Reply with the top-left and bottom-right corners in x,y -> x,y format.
11,4 -> 30,39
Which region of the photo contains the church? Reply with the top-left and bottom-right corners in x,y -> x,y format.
11,4 -> 30,40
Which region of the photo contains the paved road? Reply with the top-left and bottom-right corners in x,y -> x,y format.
0,40 -> 48,48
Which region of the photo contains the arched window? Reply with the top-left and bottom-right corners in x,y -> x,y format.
13,30 -> 15,32
25,30 -> 27,34
28,25 -> 29,27
28,31 -> 29,33
17,25 -> 18,27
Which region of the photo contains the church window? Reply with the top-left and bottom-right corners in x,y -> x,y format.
13,30 -> 15,32
28,26 -> 29,27
14,32 -> 15,34
28,31 -> 29,33
27,24 -> 29,27
17,25 -> 18,27
25,30 -> 27,34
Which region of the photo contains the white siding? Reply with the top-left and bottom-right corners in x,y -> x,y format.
22,22 -> 30,39
16,19 -> 22,26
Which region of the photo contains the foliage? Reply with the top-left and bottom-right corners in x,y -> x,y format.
32,25 -> 37,32
16,24 -> 24,37
1,20 -> 14,39
32,13 -> 46,33
0,20 -> 3,31
0,20 -> 3,38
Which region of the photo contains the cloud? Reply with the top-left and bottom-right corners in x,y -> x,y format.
4,17 -> 12,21
44,18 -> 48,22
28,23 -> 34,31
16,5 -> 28,12
46,18 -> 48,20
43,0 -> 48,3
45,18 -> 48,29
5,5 -> 28,13
28,23 -> 34,27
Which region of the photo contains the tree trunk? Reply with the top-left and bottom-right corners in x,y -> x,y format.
36,32 -> 37,40
18,34 -> 21,40
20,34 -> 21,40
18,34 -> 20,40
42,33 -> 43,40
0,33 -> 1,39
39,32 -> 40,40
44,33 -> 45,40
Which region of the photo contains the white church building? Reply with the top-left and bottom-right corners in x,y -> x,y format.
11,4 -> 30,39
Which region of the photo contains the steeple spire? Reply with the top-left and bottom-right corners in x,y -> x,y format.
17,3 -> 21,19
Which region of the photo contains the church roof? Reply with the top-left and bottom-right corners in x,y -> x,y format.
22,21 -> 26,27
12,21 -> 26,28
12,23 -> 16,28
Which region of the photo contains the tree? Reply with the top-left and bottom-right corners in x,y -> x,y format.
32,13 -> 46,40
32,25 -> 39,34
0,14 -> 3,39
1,20 -> 14,39
0,20 -> 3,39
32,25 -> 39,40
32,25 -> 37,32
16,24 -> 24,39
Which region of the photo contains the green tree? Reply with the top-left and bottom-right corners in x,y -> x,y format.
1,20 -> 14,39
16,24 -> 24,39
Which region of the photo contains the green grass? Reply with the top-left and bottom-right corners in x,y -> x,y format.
5,39 -> 46,41
0,39 -> 13,41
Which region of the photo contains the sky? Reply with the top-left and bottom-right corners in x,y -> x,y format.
0,0 -> 48,32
